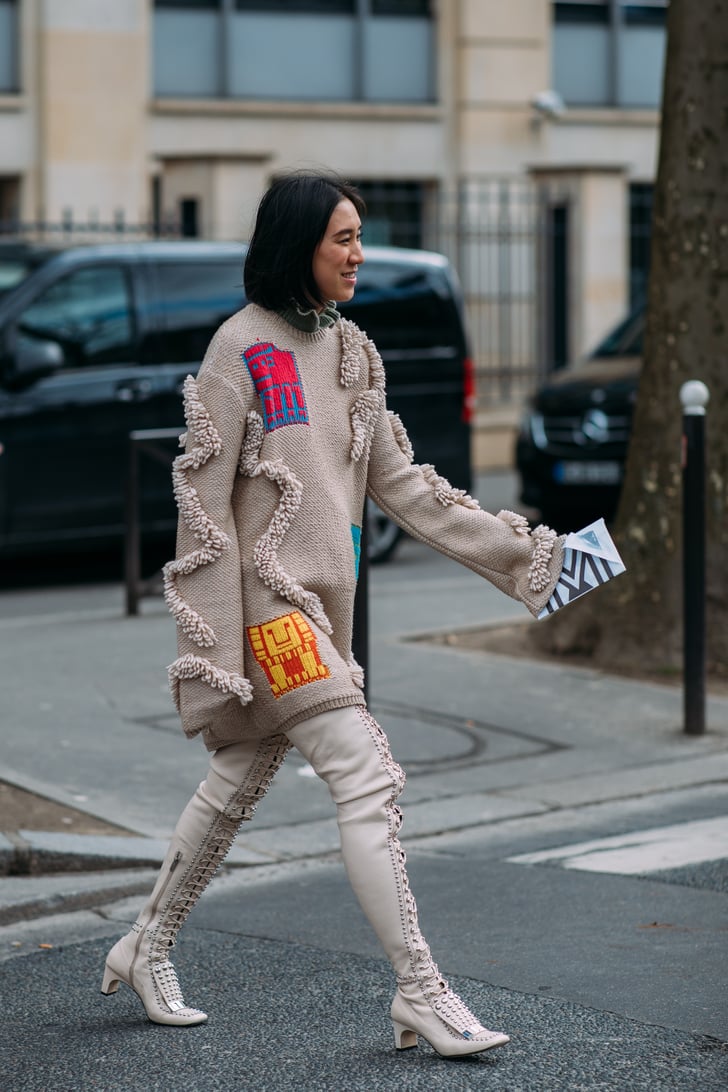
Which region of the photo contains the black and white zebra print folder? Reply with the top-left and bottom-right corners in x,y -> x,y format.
538,518 -> 626,618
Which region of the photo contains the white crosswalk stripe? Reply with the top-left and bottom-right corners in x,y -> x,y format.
508,816 -> 728,875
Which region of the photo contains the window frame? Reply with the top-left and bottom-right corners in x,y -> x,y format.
0,0 -> 20,94
552,0 -> 668,108
152,0 -> 435,103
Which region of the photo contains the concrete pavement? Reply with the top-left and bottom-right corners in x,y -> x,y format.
1,473 -> 727,1089
1,542 -> 726,905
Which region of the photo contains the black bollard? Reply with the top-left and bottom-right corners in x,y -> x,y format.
680,381 -> 709,736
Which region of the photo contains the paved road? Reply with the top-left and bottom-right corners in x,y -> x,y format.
1,472 -> 727,1090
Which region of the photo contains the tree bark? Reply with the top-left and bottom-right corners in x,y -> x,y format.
531,0 -> 728,680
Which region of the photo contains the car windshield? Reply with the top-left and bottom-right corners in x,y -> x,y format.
592,307 -> 644,358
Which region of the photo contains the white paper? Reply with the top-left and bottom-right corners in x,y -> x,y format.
563,517 -> 624,565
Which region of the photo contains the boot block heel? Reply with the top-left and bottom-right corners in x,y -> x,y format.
392,1019 -> 418,1050
100,963 -> 120,996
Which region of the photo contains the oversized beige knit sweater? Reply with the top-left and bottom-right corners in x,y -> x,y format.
163,303 -> 564,750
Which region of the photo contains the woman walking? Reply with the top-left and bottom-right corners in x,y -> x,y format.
101,171 -> 567,1057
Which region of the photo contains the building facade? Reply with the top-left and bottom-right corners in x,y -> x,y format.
0,0 -> 666,420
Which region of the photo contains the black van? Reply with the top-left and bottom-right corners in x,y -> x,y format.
0,240 -> 472,563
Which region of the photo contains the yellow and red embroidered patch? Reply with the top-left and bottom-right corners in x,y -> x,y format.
247,611 -> 330,698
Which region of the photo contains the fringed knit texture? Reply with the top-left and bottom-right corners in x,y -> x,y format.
496,509 -> 531,536
163,377 -> 230,648
338,318 -> 362,387
528,523 -> 558,592
349,331 -> 387,462
350,389 -> 383,463
240,411 -> 333,635
347,652 -> 365,689
167,653 -> 254,716
363,335 -> 387,391
421,464 -> 480,510
239,409 -> 266,476
388,411 -> 415,462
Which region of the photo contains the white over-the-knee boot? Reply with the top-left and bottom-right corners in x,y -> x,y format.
287,707 -> 509,1058
101,734 -> 290,1025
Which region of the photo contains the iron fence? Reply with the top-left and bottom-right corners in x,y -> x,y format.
1,178 -> 652,412
0,214 -> 182,243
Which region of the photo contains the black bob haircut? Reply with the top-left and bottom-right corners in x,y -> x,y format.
244,171 -> 366,313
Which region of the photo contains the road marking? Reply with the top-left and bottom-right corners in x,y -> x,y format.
508,816 -> 728,875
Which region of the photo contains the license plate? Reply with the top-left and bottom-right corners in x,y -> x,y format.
554,460 -> 622,485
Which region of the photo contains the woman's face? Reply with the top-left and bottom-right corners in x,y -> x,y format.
311,198 -> 364,308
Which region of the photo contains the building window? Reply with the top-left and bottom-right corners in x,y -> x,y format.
153,0 -> 435,102
552,1 -> 667,108
0,0 -> 19,93
352,180 -> 425,248
629,182 -> 653,308
153,2 -> 222,97
179,198 -> 200,238
0,177 -> 20,230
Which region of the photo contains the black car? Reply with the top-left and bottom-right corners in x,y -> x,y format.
515,306 -> 642,530
0,240 -> 473,564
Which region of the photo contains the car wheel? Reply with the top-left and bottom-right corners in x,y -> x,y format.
366,499 -> 403,564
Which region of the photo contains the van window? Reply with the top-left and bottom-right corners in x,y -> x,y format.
17,265 -> 135,366
0,258 -> 34,297
341,261 -> 462,352
146,260 -> 245,364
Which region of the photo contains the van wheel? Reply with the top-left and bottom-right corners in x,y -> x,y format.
366,500 -> 403,564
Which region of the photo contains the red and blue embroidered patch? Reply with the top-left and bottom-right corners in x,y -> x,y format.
243,342 -> 309,432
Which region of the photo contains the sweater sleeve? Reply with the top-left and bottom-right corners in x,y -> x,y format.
163,354 -> 252,739
365,402 -> 565,617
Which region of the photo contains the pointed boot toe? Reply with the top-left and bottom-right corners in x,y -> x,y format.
101,933 -> 208,1027
391,988 -> 509,1058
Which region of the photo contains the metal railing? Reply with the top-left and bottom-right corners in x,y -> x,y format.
1,179 -> 654,412
124,427 -> 180,616
0,214 -> 182,242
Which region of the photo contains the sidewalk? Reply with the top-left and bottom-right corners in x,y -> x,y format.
2,526 -> 728,1090
2,538 -> 727,926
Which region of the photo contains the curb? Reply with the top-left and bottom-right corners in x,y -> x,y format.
0,832 -> 167,881
0,868 -> 159,928
0,830 -> 277,880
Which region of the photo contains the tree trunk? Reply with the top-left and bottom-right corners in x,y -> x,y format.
531,0 -> 728,680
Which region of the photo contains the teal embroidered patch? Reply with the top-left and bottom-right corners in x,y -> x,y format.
351,524 -> 362,578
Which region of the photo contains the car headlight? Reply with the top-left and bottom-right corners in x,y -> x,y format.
523,412 -> 547,450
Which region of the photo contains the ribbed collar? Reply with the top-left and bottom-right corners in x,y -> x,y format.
277,301 -> 340,333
